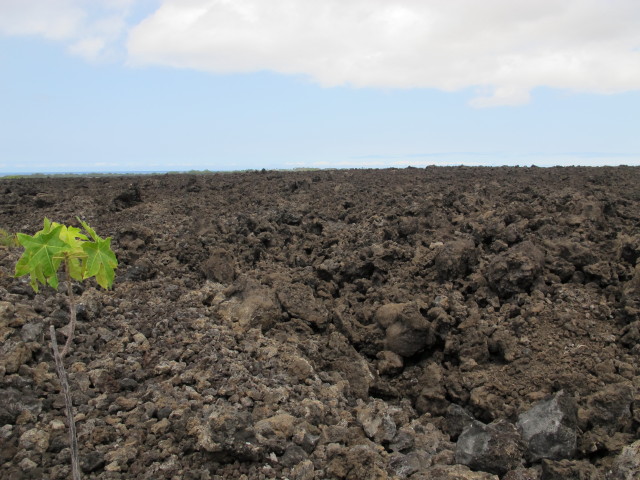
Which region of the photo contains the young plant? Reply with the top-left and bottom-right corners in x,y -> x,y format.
14,218 -> 118,480
15,218 -> 117,351
0,227 -> 18,249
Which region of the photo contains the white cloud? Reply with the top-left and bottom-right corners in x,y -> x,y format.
68,36 -> 108,60
0,0 -> 86,40
126,0 -> 640,106
2,1 -> 640,106
67,12 -> 130,61
0,0 -> 135,60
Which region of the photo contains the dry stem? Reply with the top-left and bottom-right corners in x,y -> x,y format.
50,325 -> 81,480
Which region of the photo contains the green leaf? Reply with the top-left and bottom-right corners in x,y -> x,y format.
81,237 -> 118,289
58,224 -> 88,252
77,218 -> 100,242
15,225 -> 68,291
58,224 -> 87,281
15,254 -> 41,291
14,218 -> 118,292
67,257 -> 84,282
77,218 -> 118,288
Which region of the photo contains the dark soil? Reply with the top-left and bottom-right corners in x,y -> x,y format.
1,166 -> 639,480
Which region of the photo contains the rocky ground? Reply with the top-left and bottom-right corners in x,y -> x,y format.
0,166 -> 639,480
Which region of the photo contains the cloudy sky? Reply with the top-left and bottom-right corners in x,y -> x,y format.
1,0 -> 639,173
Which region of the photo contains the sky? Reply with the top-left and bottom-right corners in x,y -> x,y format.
1,0 -> 639,174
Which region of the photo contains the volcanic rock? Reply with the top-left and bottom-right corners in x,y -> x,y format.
516,390 -> 578,462
455,419 -> 524,475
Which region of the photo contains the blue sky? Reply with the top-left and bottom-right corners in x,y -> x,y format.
1,0 -> 639,174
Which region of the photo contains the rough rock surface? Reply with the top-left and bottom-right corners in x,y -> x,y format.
0,167 -> 639,479
455,419 -> 524,475
516,390 -> 578,462
375,302 -> 434,357
607,440 -> 640,480
540,459 -> 600,480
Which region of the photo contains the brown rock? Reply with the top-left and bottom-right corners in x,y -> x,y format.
276,282 -> 329,328
486,241 -> 544,298
414,464 -> 499,479
19,428 -> 49,453
375,302 -> 434,357
202,248 -> 236,284
0,341 -> 33,374
540,459 -> 600,480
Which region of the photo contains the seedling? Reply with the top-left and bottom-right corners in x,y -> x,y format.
14,218 -> 118,480
0,228 -> 18,249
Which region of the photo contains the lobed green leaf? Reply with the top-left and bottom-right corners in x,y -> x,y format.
15,224 -> 68,291
14,218 -> 118,292
81,237 -> 118,289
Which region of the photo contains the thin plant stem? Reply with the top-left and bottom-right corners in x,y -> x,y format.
50,325 -> 81,480
61,261 -> 77,358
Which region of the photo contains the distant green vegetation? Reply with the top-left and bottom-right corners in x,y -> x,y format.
0,228 -> 18,249
0,167 -> 324,179
0,172 -> 150,179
